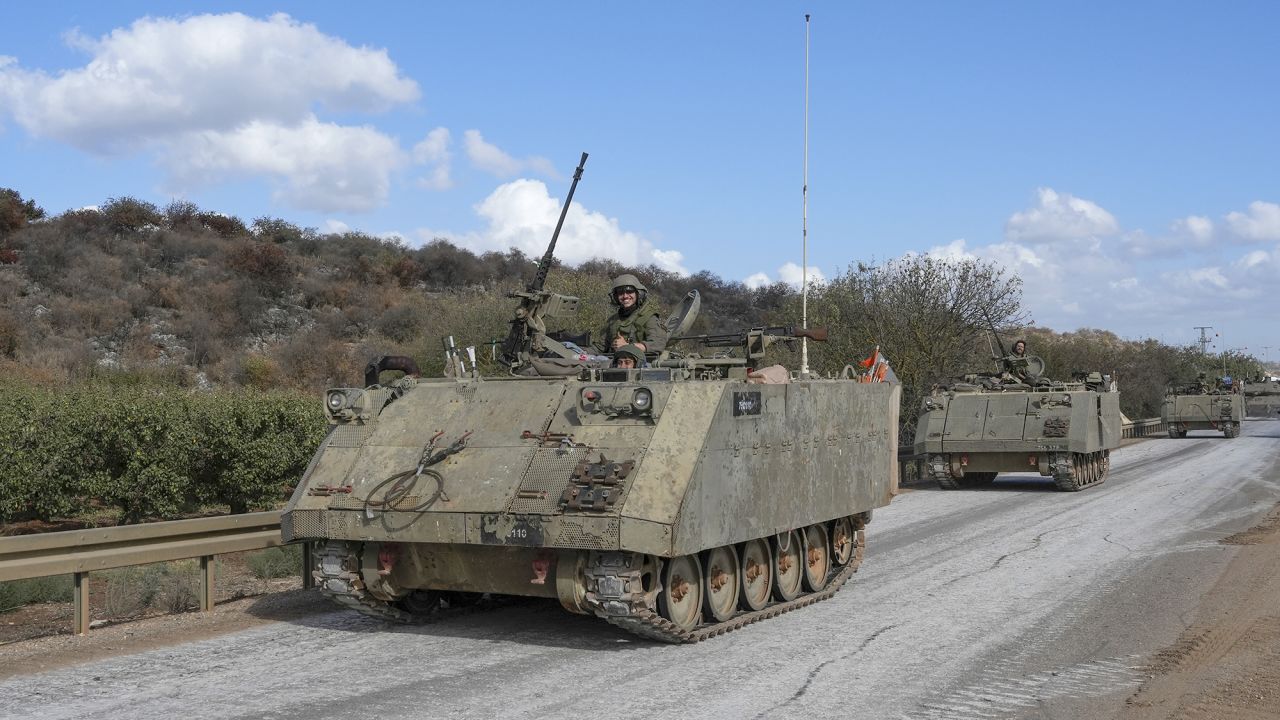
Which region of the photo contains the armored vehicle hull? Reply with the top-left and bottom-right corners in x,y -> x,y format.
1242,381 -> 1280,419
282,373 -> 899,642
914,383 -> 1122,491
1162,393 -> 1245,437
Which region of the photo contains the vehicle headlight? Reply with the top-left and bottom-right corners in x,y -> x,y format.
326,390 -> 348,412
632,388 -> 653,412
1061,394 -> 1072,405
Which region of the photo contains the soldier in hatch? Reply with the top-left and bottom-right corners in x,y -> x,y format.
1012,339 -> 1027,357
613,344 -> 645,369
593,274 -> 667,354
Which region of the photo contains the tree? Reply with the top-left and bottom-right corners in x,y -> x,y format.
803,255 -> 1028,441
0,188 -> 46,237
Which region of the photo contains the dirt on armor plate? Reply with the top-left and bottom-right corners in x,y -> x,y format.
1121,501 -> 1280,720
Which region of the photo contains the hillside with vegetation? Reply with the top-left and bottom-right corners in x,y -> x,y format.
0,187 -> 1264,524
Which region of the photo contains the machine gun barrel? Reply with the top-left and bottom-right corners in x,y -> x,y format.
670,325 -> 828,347
500,152 -> 589,367
983,311 -> 1009,359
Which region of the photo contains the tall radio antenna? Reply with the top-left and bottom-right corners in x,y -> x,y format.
800,12 -> 812,378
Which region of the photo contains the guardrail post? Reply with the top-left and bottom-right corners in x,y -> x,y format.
73,571 -> 90,635
302,542 -> 315,590
200,555 -> 215,612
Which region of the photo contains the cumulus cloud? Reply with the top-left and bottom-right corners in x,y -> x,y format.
164,117 -> 404,212
413,127 -> 453,191
0,13 -> 420,212
743,264 -> 826,289
1173,215 -> 1214,243
777,262 -> 827,287
417,179 -> 687,274
1005,188 -> 1119,244
1225,201 -> 1280,242
463,130 -> 556,178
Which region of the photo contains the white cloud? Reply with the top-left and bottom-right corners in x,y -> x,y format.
1005,188 -> 1119,244
777,262 -> 827,288
743,264 -> 826,289
0,13 -> 420,212
164,117 -> 404,213
463,130 -> 556,179
1173,215 -> 1214,243
1225,201 -> 1280,242
412,127 -> 453,191
417,179 -> 687,274
323,219 -> 351,234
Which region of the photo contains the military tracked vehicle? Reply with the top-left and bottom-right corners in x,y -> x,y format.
1242,376 -> 1280,418
281,154 -> 901,642
1163,374 -> 1245,437
913,335 -> 1122,492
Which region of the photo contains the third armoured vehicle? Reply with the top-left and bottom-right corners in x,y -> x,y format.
1242,376 -> 1280,418
913,338 -> 1122,492
1163,374 -> 1245,438
280,154 -> 900,642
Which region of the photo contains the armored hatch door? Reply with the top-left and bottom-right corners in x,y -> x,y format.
984,395 -> 1030,440
941,395 -> 987,447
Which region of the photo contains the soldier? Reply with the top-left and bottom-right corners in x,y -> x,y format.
594,274 -> 667,354
613,344 -> 645,369
1012,339 -> 1027,357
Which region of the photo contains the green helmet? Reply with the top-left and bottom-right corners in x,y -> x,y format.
608,273 -> 648,307
613,344 -> 646,366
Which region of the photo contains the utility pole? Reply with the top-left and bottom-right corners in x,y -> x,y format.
1193,326 -> 1214,354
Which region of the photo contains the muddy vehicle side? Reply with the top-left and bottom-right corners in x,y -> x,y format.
1162,380 -> 1245,437
914,358 -> 1122,492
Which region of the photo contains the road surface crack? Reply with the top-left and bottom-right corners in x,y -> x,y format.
754,623 -> 897,718
1103,533 -> 1134,552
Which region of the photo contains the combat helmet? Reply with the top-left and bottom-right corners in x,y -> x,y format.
608,273 -> 649,307
613,344 -> 646,367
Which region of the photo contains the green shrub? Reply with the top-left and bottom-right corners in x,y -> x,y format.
0,383 -> 327,523
247,545 -> 302,580
0,575 -> 74,612
154,562 -> 200,612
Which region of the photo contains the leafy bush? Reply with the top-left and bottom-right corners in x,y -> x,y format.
0,575 -> 74,612
247,545 -> 302,580
0,384 -> 327,523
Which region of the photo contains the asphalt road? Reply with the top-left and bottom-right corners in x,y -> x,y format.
3,422 -> 1278,720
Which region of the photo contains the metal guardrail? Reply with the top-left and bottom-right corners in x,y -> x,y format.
0,511 -> 308,635
1121,417 -> 1166,438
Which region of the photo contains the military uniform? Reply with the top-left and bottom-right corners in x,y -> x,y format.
594,274 -> 667,354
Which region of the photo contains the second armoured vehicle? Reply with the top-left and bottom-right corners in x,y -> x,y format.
913,337 -> 1122,492
1163,374 -> 1245,438
280,154 -> 901,642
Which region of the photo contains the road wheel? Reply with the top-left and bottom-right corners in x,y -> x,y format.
831,517 -> 855,568
394,589 -> 442,617
702,546 -> 740,622
802,524 -> 831,592
658,554 -> 703,631
773,530 -> 803,601
739,539 -> 773,611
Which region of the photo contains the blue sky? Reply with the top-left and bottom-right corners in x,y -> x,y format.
2,2 -> 1278,362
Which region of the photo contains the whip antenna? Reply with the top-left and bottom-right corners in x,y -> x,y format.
800,13 -> 812,378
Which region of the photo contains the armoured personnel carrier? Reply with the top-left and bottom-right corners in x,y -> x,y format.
1163,374 -> 1245,437
1242,376 -> 1280,418
280,154 -> 901,642
913,339 -> 1121,492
